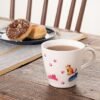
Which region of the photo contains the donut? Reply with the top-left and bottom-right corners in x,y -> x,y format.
28,25 -> 47,39
6,19 -> 32,41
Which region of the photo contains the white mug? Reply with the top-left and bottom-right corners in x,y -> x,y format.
41,39 -> 96,88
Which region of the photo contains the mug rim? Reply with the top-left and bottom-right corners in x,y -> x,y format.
41,39 -> 85,52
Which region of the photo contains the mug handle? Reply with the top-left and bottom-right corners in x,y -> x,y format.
81,46 -> 96,69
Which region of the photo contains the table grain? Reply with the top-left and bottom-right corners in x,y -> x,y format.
0,31 -> 100,100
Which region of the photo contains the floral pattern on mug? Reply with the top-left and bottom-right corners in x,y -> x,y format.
49,63 -> 53,67
48,74 -> 58,81
61,70 -> 65,74
53,59 -> 57,63
66,65 -> 78,82
61,81 -> 65,85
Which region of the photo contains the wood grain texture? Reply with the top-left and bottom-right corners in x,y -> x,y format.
66,0 -> 76,29
0,19 -> 42,75
2,0 -> 86,32
10,0 -> 15,20
0,28 -> 99,100
26,0 -> 32,21
0,14 -> 99,100
0,23 -> 100,99
75,0 -> 87,32
0,41 -> 41,75
0,58 -> 94,100
54,0 -> 63,28
41,0 -> 48,25
55,31 -> 87,40
0,19 -> 86,76
0,93 -> 16,100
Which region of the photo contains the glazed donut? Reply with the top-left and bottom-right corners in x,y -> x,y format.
28,25 -> 47,39
6,19 -> 32,41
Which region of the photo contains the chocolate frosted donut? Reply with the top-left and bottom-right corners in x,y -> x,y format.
6,19 -> 32,41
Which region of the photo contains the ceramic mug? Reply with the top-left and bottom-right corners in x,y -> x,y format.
41,39 -> 96,88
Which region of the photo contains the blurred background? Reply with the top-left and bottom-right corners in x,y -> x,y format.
0,0 -> 100,35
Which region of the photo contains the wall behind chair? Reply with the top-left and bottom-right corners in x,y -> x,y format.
0,0 -> 100,35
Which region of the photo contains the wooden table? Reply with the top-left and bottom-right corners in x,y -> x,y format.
0,22 -> 100,100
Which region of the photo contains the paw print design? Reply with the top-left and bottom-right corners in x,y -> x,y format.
49,63 -> 53,67
61,71 -> 65,74
61,81 -> 65,85
53,59 -> 57,63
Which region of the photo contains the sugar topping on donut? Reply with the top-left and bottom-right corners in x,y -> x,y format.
6,19 -> 30,40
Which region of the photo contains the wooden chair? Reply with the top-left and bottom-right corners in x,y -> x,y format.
9,0 -> 87,32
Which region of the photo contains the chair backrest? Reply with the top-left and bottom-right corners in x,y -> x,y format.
10,0 -> 87,32
10,0 -> 15,20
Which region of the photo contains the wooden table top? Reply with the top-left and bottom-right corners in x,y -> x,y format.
0,18 -> 100,100
0,33 -> 100,100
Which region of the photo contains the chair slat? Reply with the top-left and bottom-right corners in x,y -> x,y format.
54,0 -> 63,27
41,0 -> 48,25
10,0 -> 15,19
66,0 -> 76,30
75,0 -> 87,32
9,0 -> 87,32
26,0 -> 32,21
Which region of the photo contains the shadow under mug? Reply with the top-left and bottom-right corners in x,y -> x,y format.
41,39 -> 96,88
